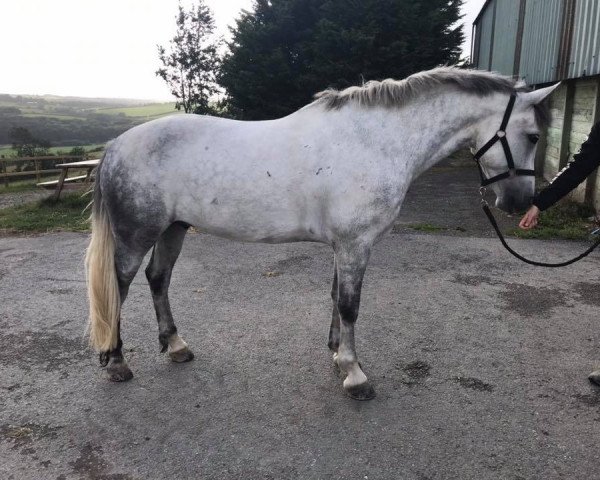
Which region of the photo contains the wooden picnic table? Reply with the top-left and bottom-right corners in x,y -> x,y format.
37,159 -> 100,200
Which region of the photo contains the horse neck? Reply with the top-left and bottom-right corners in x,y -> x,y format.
387,91 -> 502,178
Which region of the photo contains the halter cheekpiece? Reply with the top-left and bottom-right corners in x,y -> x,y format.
472,93 -> 535,186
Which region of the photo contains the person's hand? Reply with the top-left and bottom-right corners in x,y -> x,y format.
519,205 -> 540,230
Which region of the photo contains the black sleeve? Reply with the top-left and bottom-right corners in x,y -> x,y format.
533,121 -> 600,211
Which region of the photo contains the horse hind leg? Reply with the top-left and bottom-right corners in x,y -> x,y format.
328,256 -> 340,354
102,241 -> 149,381
145,222 -> 194,363
103,320 -> 131,382
87,196 -> 154,382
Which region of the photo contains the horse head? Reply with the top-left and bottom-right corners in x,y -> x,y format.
472,83 -> 560,214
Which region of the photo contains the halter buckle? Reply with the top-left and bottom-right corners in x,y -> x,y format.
497,130 -> 506,138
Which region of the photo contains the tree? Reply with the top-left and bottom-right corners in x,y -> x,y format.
9,126 -> 51,157
156,1 -> 222,115
219,0 -> 465,120
68,146 -> 86,156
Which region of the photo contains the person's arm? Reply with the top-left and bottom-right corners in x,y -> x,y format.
532,121 -> 600,211
519,121 -> 600,230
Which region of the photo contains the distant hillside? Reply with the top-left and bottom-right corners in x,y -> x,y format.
0,93 -> 180,147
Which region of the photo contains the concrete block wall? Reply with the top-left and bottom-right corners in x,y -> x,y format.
541,75 -> 600,207
543,83 -> 569,179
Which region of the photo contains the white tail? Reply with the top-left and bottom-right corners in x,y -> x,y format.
85,189 -> 120,352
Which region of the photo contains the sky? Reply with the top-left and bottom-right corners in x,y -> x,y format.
0,0 -> 487,101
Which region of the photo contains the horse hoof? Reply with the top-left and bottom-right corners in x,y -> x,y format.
169,347 -> 195,363
588,370 -> 600,386
344,382 -> 376,401
106,363 -> 133,382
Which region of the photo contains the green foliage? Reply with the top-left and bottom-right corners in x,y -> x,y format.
219,0 -> 465,119
0,144 -> 105,158
68,146 -> 86,156
0,193 -> 90,233
156,1 -> 222,115
0,106 -> 21,115
9,126 -> 51,157
9,127 -> 34,148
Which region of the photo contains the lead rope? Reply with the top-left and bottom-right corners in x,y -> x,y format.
480,191 -> 600,267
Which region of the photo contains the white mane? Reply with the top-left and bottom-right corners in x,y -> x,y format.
313,66 -> 528,110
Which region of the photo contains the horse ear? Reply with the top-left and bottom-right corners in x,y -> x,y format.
522,82 -> 561,105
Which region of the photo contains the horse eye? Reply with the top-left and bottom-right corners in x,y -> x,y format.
527,133 -> 540,144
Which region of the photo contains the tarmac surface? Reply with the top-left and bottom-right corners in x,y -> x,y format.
1,162 -> 600,479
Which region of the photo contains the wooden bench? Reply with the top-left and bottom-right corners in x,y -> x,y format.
37,159 -> 99,200
37,175 -> 91,188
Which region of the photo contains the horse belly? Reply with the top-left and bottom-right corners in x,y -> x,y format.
176,190 -> 324,244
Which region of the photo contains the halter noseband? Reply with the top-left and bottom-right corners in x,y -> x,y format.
472,93 -> 535,187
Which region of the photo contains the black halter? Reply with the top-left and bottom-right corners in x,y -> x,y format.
473,93 -> 535,186
477,93 -> 600,267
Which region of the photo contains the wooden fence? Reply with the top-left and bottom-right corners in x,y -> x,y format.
0,155 -> 84,187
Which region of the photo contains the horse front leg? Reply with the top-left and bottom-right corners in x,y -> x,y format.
334,244 -> 375,400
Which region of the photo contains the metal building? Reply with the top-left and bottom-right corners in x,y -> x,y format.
472,0 -> 600,208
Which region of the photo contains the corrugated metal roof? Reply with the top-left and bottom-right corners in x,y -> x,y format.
518,0 -> 563,84
568,0 -> 600,78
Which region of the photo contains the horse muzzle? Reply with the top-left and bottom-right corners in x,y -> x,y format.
495,193 -> 533,214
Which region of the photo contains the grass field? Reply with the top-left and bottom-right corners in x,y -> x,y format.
95,103 -> 179,117
21,113 -> 82,120
0,180 -> 43,194
0,192 -> 90,233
